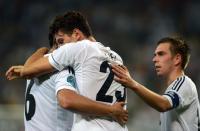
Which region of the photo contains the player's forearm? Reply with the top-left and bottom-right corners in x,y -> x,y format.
132,82 -> 171,112
21,57 -> 54,78
70,96 -> 113,117
58,90 -> 113,117
24,47 -> 49,67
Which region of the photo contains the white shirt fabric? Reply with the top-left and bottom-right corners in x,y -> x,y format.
24,67 -> 77,131
48,40 -> 128,131
162,75 -> 200,131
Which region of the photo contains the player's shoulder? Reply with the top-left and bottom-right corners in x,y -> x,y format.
93,41 -> 123,64
34,71 -> 59,84
106,47 -> 123,65
183,75 -> 197,94
60,40 -> 88,49
167,76 -> 185,92
170,75 -> 197,96
55,66 -> 74,75
110,50 -> 123,63
181,75 -> 196,90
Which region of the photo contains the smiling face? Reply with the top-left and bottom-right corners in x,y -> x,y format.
152,43 -> 175,77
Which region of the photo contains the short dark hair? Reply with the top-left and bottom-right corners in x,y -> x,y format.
48,11 -> 92,46
157,37 -> 191,69
48,27 -> 55,48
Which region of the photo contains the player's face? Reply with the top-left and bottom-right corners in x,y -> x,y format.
54,30 -> 75,47
153,43 -> 174,76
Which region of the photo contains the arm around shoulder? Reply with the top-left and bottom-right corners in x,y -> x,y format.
21,57 -> 55,78
24,47 -> 49,66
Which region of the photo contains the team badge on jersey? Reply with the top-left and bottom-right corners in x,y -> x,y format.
67,75 -> 77,89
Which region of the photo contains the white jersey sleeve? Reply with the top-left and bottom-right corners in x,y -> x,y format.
163,76 -> 195,109
48,41 -> 85,71
55,67 -> 78,95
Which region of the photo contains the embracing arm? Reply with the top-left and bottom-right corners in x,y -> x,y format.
24,47 -> 49,66
6,56 -> 55,80
22,57 -> 55,78
112,65 -> 171,112
57,89 -> 128,124
6,47 -> 53,80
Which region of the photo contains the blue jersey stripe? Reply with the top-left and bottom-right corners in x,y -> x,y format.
172,77 -> 182,90
176,76 -> 185,91
171,78 -> 179,90
51,54 -> 60,68
172,76 -> 185,91
164,91 -> 180,108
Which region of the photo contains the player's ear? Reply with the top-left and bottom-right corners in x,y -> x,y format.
174,53 -> 181,67
72,29 -> 84,41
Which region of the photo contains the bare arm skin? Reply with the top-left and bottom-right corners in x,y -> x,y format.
24,47 -> 49,67
22,57 -> 54,78
6,57 -> 54,80
57,89 -> 128,125
6,47 -> 50,80
6,37 -> 95,80
111,65 -> 171,112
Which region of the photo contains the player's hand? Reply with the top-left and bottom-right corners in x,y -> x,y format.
5,65 -> 24,80
111,102 -> 128,125
111,64 -> 137,89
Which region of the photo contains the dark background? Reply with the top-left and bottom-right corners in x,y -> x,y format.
0,0 -> 200,130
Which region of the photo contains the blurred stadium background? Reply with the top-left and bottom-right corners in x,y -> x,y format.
0,0 -> 200,131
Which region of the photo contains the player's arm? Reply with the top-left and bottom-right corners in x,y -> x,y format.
24,47 -> 49,66
6,56 -> 54,80
23,57 -> 55,78
6,43 -> 74,80
55,69 -> 127,125
6,47 -> 51,80
57,89 -> 128,124
112,65 -> 171,112
23,45 -> 61,77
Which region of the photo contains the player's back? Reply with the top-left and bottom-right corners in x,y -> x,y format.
49,40 -> 128,131
24,70 -> 74,131
70,40 -> 127,131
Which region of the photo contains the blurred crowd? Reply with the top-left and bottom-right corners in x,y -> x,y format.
0,0 -> 200,130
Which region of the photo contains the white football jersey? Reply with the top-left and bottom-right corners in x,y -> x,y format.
162,75 -> 200,131
48,40 -> 128,131
24,67 -> 77,131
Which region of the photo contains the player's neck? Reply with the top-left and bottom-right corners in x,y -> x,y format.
77,37 -> 92,43
166,69 -> 184,86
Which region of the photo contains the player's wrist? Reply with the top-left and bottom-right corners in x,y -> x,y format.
130,79 -> 140,91
109,104 -> 122,121
20,66 -> 29,78
108,105 -> 116,118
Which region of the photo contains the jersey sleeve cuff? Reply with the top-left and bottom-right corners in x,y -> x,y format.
163,94 -> 173,107
56,85 -> 77,96
48,53 -> 64,71
163,91 -> 180,109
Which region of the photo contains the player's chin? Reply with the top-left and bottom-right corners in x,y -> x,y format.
156,71 -> 163,76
